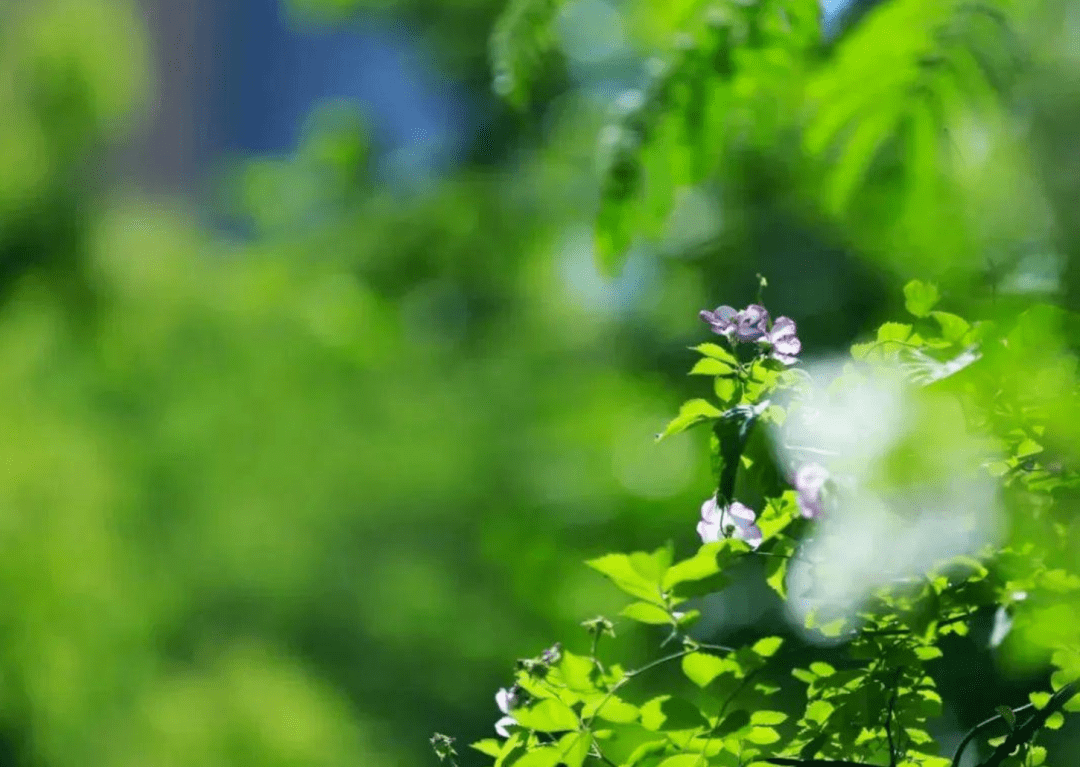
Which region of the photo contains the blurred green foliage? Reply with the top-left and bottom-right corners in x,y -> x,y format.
0,0 -> 1080,765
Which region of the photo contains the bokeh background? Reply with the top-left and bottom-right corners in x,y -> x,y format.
1,0 -> 1080,765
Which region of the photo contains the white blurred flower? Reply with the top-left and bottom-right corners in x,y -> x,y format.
697,497 -> 763,549
494,686 -> 520,738
770,359 -> 1003,635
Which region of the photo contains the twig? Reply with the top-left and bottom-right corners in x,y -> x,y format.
970,682 -> 1076,767
696,669 -> 761,767
949,703 -> 1034,767
885,669 -> 902,767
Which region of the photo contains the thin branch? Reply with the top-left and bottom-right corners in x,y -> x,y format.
971,682 -> 1076,767
950,703 -> 1034,767
696,669 -> 761,767
885,669 -> 902,767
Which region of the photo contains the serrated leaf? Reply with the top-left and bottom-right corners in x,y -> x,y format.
904,280 -> 940,317
657,399 -> 723,441
877,322 -> 914,344
620,601 -> 673,625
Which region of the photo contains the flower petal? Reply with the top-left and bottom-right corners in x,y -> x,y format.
495,716 -> 517,738
700,495 -> 722,523
737,522 -> 764,549
697,516 -> 721,543
727,501 -> 757,524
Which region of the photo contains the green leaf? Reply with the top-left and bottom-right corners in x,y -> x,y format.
800,733 -> 829,760
750,710 -> 788,726
656,399 -> 723,441
495,732 -> 524,767
581,694 -> 639,724
640,695 -> 708,731
490,0 -> 568,108
690,357 -> 736,376
656,756 -> 706,767
752,636 -> 783,658
559,651 -> 596,692
931,311 -> 970,342
586,550 -> 666,603
471,739 -> 503,757
809,662 -> 835,676
663,540 -> 742,590
765,546 -> 789,599
914,646 -> 944,661
1045,711 -> 1064,730
714,376 -> 739,403
692,343 -> 738,364
620,601 -> 673,625
904,280 -> 940,318
715,708 -> 752,736
745,726 -> 781,744
510,746 -> 564,767
877,322 -> 914,344
513,699 -> 580,732
805,700 -> 834,725
682,651 -> 731,688
556,732 -> 592,767
623,740 -> 668,766
1016,438 -> 1043,458
1030,692 -> 1052,710
995,706 -> 1016,729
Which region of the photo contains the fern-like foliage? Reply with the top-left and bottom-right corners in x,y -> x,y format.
594,0 -> 820,274
489,0 -> 568,109
805,0 -> 1024,215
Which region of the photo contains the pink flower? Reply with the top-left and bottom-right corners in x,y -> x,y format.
697,496 -> 763,548
794,463 -> 829,519
699,305 -> 739,339
734,304 -> 770,342
762,316 -> 801,365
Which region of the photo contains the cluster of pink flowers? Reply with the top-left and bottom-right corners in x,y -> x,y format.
699,303 -> 802,365
694,303 -> 830,543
